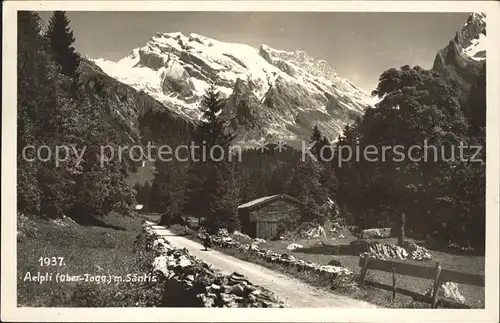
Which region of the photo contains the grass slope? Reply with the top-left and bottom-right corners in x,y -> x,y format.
17,213 -> 163,307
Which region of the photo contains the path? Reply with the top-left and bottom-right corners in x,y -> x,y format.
147,222 -> 377,308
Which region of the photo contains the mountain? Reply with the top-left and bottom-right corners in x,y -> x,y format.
433,12 -> 486,101
93,32 -> 376,146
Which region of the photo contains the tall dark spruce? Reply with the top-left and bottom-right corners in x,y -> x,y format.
45,11 -> 80,80
180,84 -> 239,233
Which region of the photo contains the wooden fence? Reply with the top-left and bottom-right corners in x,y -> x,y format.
358,254 -> 484,308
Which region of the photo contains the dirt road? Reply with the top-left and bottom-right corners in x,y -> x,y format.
147,223 -> 377,308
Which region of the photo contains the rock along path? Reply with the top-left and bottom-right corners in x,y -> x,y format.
147,222 -> 377,308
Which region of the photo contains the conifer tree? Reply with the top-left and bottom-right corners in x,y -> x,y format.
309,125 -> 335,164
45,11 -> 80,79
310,124 -> 322,143
182,84 -> 237,232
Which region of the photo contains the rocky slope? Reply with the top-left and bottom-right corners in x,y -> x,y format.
79,57 -> 192,144
93,32 -> 376,145
433,12 -> 486,101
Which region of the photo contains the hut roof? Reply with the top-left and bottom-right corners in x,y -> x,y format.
237,194 -> 299,211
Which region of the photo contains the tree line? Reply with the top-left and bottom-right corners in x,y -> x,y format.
17,11 -> 137,222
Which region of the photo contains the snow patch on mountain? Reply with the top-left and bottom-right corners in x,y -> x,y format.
462,32 -> 486,61
461,12 -> 486,61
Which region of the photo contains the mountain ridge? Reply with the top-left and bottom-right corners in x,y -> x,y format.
92,32 -> 376,145
89,12 -> 486,147
432,12 -> 486,102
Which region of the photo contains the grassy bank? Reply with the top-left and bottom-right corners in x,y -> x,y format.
169,225 -> 485,308
17,213 -> 163,307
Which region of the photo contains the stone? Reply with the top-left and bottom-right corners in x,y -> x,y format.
209,283 -> 221,291
248,294 -> 257,302
232,231 -> 252,240
230,272 -> 245,280
286,243 -> 303,250
220,292 -> 237,303
281,253 -> 295,262
304,225 -> 327,238
152,255 -> 170,276
230,284 -> 246,296
349,240 -> 371,254
218,228 -> 230,237
404,241 -> 433,261
328,259 -> 342,267
364,242 -> 432,262
251,289 -> 262,295
424,281 -> 466,304
178,256 -> 192,268
361,228 -> 392,239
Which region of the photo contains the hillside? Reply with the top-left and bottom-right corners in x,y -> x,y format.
79,57 -> 192,145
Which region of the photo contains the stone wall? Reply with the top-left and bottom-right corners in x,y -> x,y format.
142,223 -> 285,308
350,240 -> 434,261
207,230 -> 355,284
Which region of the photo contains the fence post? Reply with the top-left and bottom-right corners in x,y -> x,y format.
431,262 -> 442,308
359,253 -> 370,288
392,263 -> 397,301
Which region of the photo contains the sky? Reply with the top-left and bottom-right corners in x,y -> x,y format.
37,11 -> 470,91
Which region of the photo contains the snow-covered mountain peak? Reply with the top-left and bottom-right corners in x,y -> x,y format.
466,12 -> 486,27
92,32 -> 374,144
259,44 -> 338,79
433,12 -> 486,104
458,12 -> 486,61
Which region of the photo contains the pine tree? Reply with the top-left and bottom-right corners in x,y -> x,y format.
182,84 -> 236,232
45,11 -> 80,79
289,158 -> 330,225
310,124 -> 322,143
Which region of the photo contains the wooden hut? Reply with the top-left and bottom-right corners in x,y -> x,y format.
237,194 -> 300,240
